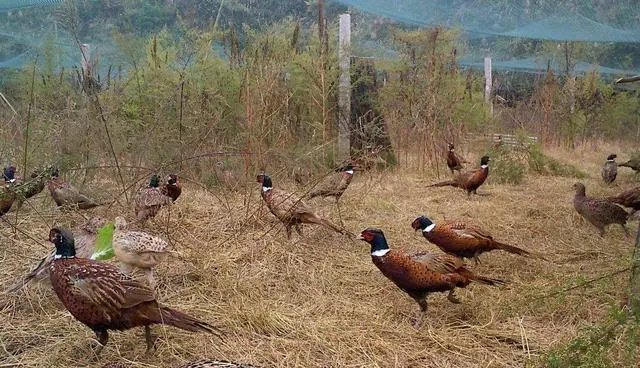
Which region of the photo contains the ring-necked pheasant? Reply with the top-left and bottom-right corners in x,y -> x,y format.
135,174 -> 173,223
162,174 -> 182,202
411,216 -> 532,264
573,182 -> 629,236
446,143 -> 469,174
601,154 -> 618,184
47,168 -> 106,210
48,227 -> 220,356
7,216 -> 107,292
308,164 -> 354,201
606,186 -> 640,214
113,216 -> 169,289
3,166 -> 20,183
619,156 -> 640,173
257,173 -> 347,239
429,155 -> 490,196
357,227 -> 503,327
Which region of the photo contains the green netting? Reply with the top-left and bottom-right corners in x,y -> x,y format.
334,0 -> 640,42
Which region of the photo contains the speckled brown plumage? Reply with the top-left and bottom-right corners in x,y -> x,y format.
607,186 -> 640,213
7,217 -> 107,292
308,165 -> 354,201
601,154 -> 618,184
135,175 -> 173,223
358,228 -> 503,327
113,216 -> 169,289
257,173 -> 346,239
411,216 -> 532,264
48,227 -> 220,356
429,156 -> 490,195
446,143 -> 468,174
47,173 -> 104,210
573,182 -> 629,237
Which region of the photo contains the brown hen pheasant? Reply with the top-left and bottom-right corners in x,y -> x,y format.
47,168 -> 105,210
573,182 -> 629,236
429,155 -> 490,196
411,216 -> 532,264
48,227 -> 220,356
257,173 -> 346,239
358,228 -> 503,327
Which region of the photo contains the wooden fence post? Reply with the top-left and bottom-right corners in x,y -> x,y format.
338,13 -> 351,162
484,56 -> 493,117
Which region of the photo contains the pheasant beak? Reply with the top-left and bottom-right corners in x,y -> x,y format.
356,233 -> 364,240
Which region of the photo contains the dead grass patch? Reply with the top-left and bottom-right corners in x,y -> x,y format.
1,144 -> 639,367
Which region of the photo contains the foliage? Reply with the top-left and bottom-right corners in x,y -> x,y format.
487,137 -> 586,185
545,306 -> 640,368
486,144 -> 525,185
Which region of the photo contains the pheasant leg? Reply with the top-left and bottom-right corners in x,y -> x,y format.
145,325 -> 157,355
92,329 -> 109,358
621,224 -> 630,237
412,298 -> 428,328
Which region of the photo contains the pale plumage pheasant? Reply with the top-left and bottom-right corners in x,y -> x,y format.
112,216 -> 170,289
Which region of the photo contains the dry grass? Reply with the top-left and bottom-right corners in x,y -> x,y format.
1,142 -> 639,368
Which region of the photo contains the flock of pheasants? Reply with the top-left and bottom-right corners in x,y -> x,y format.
1,144 -> 640,367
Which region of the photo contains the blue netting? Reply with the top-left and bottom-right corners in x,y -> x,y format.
459,58 -> 639,76
501,14 -> 639,43
334,0 -> 640,42
0,0 -> 61,11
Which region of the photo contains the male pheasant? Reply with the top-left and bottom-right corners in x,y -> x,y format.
257,173 -> 346,239
429,155 -> 490,196
8,216 -> 107,292
135,174 -> 173,223
601,154 -> 618,185
48,227 -> 220,356
446,143 -> 469,174
606,186 -> 640,214
411,216 -> 532,264
357,227 -> 503,327
308,164 -> 354,202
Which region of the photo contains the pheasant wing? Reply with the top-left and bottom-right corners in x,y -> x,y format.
410,251 -> 463,274
64,260 -> 156,310
444,220 -> 494,241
